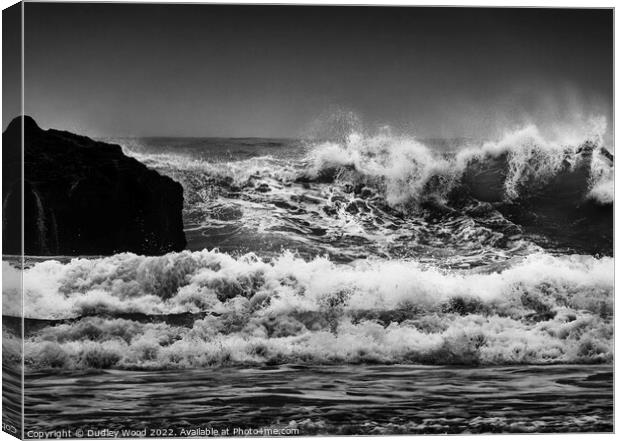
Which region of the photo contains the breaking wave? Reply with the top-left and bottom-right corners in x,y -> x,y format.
3,249 -> 613,369
123,118 -> 613,209
3,116 -> 612,371
301,121 -> 613,208
117,118 -> 613,259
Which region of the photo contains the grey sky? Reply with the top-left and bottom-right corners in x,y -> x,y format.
11,3 -> 613,139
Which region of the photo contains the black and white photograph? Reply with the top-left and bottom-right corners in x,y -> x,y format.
1,1 -> 615,437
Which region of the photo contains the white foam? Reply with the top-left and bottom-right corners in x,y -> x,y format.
587,149 -> 614,204
9,250 -> 611,320
3,249 -> 611,367
304,118 -> 612,206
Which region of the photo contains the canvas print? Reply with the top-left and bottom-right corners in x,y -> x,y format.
1,2 -> 614,438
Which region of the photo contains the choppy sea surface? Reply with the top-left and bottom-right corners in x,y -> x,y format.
9,365 -> 613,434
2,122 -> 614,434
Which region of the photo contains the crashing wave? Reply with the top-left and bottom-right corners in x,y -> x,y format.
587,147 -> 614,204
120,118 -> 613,210
3,249 -> 613,368
300,122 -> 613,208
113,119 -> 613,258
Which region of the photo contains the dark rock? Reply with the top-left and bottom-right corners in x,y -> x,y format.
2,115 -> 186,256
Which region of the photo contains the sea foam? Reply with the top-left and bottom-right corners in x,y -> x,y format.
302,120 -> 612,207
3,249 -> 613,368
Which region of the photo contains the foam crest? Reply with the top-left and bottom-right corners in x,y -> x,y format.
459,125 -> 572,200
16,307 -> 612,369
117,117 -> 612,211
305,132 -> 457,206
8,250 -> 611,320
304,118 -> 612,206
587,149 -> 614,204
2,249 -> 612,368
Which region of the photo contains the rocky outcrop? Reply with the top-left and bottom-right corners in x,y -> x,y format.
2,116 -> 186,255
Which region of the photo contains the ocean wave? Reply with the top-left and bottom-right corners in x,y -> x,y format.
301,120 -> 613,208
121,118 -> 613,211
3,249 -> 613,368
16,312 -> 612,369
587,147 -> 614,204
116,120 -> 613,258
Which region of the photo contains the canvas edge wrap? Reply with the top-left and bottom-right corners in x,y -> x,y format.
2,1 -> 24,439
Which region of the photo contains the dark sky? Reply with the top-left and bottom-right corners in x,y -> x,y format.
13,3 -> 613,138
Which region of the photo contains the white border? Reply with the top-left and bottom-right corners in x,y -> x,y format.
0,2 -> 616,441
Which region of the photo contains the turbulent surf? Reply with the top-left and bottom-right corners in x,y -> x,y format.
2,119 -> 614,371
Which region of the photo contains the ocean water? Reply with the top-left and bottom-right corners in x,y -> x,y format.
15,365 -> 615,434
2,122 -> 614,435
